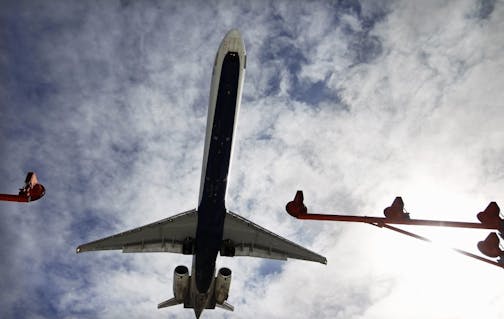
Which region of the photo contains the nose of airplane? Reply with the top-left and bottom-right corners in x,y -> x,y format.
224,29 -> 241,40
219,29 -> 245,55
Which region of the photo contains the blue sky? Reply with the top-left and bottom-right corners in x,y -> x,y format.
1,0 -> 504,318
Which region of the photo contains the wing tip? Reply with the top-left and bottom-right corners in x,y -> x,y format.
76,245 -> 89,254
312,255 -> 327,265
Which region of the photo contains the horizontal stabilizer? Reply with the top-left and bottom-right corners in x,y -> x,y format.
158,297 -> 180,309
216,301 -> 234,312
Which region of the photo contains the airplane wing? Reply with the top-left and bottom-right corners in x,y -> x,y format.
76,209 -> 197,254
222,211 -> 327,264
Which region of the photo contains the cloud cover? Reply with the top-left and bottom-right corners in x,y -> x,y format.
1,0 -> 504,318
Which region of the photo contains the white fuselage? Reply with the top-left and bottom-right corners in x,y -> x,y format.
198,29 -> 246,206
190,29 -> 246,318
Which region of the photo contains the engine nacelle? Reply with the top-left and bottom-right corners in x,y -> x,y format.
173,265 -> 190,302
214,267 -> 232,304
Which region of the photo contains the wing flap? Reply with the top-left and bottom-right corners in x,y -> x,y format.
233,243 -> 288,261
223,211 -> 327,264
123,242 -> 185,254
77,209 -> 197,254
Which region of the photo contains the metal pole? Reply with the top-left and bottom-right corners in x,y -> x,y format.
296,213 -> 499,230
0,194 -> 28,202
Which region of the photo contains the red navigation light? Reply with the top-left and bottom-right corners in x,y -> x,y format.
384,197 -> 410,220
286,190 -> 307,218
477,232 -> 503,258
476,202 -> 502,229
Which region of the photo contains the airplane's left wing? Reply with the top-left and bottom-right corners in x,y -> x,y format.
77,209 -> 197,254
222,211 -> 327,264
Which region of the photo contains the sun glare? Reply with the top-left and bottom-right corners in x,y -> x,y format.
369,224 -> 501,314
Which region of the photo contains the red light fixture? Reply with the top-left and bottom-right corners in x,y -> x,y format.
286,190 -> 307,218
477,232 -> 503,259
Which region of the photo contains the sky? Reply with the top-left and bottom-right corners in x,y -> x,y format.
1,0 -> 504,318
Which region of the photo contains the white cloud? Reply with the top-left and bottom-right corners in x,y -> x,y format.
1,1 -> 504,318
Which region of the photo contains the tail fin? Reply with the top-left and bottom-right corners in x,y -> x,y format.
158,297 -> 181,309
216,301 -> 234,312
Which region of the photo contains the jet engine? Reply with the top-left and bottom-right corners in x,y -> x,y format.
173,265 -> 190,302
214,267 -> 232,304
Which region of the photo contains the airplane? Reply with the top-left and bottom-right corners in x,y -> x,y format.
77,29 -> 326,318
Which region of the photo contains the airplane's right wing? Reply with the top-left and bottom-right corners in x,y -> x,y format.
222,211 -> 327,264
77,209 -> 198,254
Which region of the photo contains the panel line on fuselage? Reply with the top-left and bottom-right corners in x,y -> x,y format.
195,52 -> 240,294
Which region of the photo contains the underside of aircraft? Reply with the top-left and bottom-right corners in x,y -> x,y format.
77,29 -> 326,318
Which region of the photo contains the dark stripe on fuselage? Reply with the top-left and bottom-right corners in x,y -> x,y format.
195,52 -> 240,293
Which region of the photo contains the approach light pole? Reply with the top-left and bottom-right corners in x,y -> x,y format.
286,191 -> 504,269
